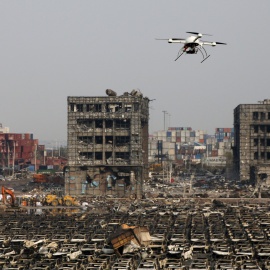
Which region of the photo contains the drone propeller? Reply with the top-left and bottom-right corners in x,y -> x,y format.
201,40 -> 227,45
186,31 -> 212,36
155,38 -> 185,40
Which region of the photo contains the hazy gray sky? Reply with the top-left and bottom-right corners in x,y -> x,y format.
1,1 -> 270,142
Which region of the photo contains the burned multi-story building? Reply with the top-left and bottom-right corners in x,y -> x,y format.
234,99 -> 270,184
66,90 -> 149,198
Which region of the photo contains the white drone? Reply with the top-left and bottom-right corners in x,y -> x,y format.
156,31 -> 227,63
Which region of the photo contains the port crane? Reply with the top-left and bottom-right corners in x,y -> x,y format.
156,31 -> 227,63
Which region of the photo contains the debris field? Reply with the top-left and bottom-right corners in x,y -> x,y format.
1,199 -> 270,269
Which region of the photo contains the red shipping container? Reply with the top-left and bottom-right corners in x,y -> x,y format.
212,150 -> 218,157
15,146 -> 22,152
24,134 -> 30,140
176,137 -> 181,142
22,146 -> 33,152
33,139 -> 39,145
199,139 -> 204,143
0,134 -> 5,140
19,140 -> 33,147
22,152 -> 34,159
53,160 -> 61,165
30,159 -> 41,165
14,134 -> 22,140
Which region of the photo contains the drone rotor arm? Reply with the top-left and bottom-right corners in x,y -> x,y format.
168,39 -> 186,44
201,41 -> 227,46
156,38 -> 186,43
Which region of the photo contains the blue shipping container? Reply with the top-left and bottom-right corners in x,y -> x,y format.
190,131 -> 195,137
167,131 -> 171,137
28,165 -> 35,171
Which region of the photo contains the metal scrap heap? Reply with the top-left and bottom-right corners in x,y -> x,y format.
0,199 -> 270,269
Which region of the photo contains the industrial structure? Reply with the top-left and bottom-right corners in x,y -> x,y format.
0,129 -> 44,171
149,127 -> 234,167
66,90 -> 149,198
234,99 -> 270,184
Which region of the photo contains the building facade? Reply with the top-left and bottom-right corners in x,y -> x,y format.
66,90 -> 149,198
234,99 -> 270,184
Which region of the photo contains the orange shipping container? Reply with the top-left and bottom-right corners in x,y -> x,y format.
24,134 -> 30,140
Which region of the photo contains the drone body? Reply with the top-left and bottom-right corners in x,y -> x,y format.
157,32 -> 227,63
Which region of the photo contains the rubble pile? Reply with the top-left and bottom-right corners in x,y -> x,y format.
0,199 -> 270,269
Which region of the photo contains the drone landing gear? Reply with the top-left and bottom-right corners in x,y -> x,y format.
199,46 -> 210,63
201,55 -> 210,63
175,51 -> 184,61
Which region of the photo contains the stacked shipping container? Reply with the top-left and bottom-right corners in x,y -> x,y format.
149,127 -> 234,166
0,133 -> 45,170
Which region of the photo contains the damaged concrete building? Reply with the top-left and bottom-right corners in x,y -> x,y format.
66,90 -> 149,198
234,99 -> 270,184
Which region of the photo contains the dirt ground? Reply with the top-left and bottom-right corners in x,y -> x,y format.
1,177 -> 31,194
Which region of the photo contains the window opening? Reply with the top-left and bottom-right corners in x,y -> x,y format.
105,120 -> 113,129
134,103 -> 139,112
77,119 -> 93,128
124,104 -> 132,112
253,112 -> 259,120
86,104 -> 95,112
106,103 -> 122,112
70,103 -> 75,112
79,152 -> 93,159
115,152 -> 130,160
95,136 -> 103,144
115,119 -> 130,129
105,136 -> 113,144
76,104 -> 83,112
95,120 -> 103,128
115,136 -> 130,146
95,152 -> 103,160
77,136 -> 93,145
